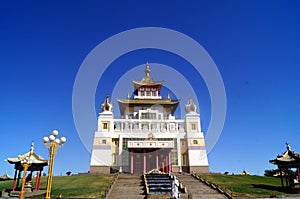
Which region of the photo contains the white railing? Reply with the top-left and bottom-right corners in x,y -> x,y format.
113,119 -> 185,133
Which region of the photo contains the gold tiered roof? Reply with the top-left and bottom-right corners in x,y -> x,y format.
117,62 -> 179,117
132,62 -> 164,94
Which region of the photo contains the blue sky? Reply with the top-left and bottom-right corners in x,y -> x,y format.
1,1 -> 300,176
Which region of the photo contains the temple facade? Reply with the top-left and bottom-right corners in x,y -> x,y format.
90,63 -> 209,174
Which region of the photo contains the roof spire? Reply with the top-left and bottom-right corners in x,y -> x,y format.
145,61 -> 151,77
101,95 -> 113,112
286,141 -> 291,151
30,141 -> 34,154
185,97 -> 198,113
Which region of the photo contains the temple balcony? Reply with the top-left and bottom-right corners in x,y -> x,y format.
113,119 -> 185,134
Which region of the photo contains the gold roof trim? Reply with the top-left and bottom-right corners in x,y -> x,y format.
132,80 -> 164,86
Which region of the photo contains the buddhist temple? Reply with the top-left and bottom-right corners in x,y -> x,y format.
90,63 -> 209,174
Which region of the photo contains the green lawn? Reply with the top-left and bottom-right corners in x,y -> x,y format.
2,173 -> 300,198
198,173 -> 300,198
0,174 -> 116,198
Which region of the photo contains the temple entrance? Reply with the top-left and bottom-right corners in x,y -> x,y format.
128,140 -> 174,174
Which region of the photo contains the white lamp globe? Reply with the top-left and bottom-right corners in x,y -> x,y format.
52,130 -> 59,136
49,135 -> 55,141
43,137 -> 49,143
60,137 -> 67,143
55,138 -> 60,144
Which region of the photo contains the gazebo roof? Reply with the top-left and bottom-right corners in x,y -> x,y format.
269,142 -> 300,167
7,142 -> 48,170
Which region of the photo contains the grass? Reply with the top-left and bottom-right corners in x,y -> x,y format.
198,173 -> 300,198
0,174 -> 117,198
2,173 -> 300,198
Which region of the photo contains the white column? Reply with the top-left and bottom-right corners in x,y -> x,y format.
177,138 -> 181,168
130,151 -> 134,174
119,136 -> 123,172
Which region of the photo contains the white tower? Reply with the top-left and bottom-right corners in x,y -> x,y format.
90,95 -> 114,174
184,98 -> 209,173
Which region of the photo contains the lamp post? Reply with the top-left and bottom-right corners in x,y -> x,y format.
43,130 -> 66,199
19,157 -> 32,199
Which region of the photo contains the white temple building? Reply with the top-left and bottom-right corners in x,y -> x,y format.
90,63 -> 209,174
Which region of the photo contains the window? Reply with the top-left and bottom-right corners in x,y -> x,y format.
146,91 -> 150,96
103,123 -> 108,129
140,91 -> 145,96
191,124 -> 196,130
193,140 -> 198,144
102,139 -> 107,144
152,91 -> 156,96
141,112 -> 156,119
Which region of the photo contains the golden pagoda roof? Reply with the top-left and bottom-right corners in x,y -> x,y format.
132,62 -> 163,91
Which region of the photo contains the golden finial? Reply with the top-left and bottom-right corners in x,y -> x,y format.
145,61 -> 150,76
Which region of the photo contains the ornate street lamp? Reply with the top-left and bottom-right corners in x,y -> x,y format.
43,130 -> 66,199
19,155 -> 32,199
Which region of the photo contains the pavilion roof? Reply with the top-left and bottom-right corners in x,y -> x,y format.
7,142 -> 48,167
269,142 -> 300,167
7,151 -> 48,165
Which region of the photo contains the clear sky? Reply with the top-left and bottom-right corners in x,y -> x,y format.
1,1 -> 300,176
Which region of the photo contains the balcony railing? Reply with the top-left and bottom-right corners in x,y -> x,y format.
113,119 -> 185,133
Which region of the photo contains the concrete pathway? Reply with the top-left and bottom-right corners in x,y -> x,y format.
176,173 -> 227,199
106,174 -> 145,199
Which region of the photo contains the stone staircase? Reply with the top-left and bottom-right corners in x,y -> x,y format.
106,174 -> 145,199
106,173 -> 228,199
144,173 -> 173,194
177,173 -> 227,199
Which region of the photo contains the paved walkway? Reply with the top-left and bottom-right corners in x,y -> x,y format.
106,174 -> 145,199
176,173 -> 227,199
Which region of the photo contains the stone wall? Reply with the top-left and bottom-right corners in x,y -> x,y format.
189,166 -> 209,173
89,166 -> 110,174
